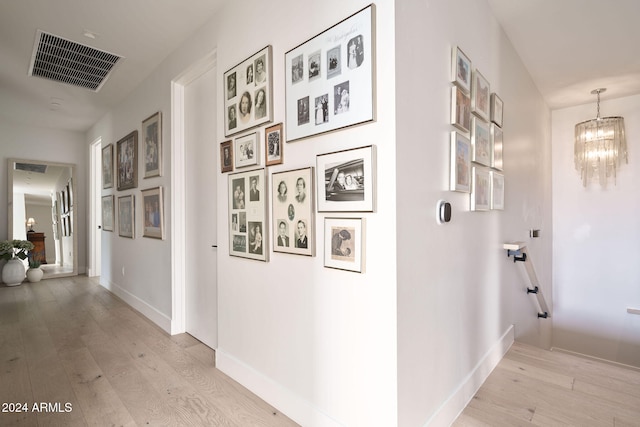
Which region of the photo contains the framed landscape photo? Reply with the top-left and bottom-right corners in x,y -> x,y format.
101,195 -> 114,232
224,46 -> 273,137
265,123 -> 283,166
471,69 -> 490,121
272,167 -> 314,256
316,145 -> 375,212
141,186 -> 164,239
471,116 -> 491,166
451,86 -> 471,133
471,167 -> 491,211
234,132 -> 259,168
324,217 -> 365,273
228,168 -> 268,261
142,111 -> 162,178
491,124 -> 504,170
285,4 -> 376,142
116,130 -> 138,191
450,131 -> 471,193
102,144 -> 113,189
490,171 -> 505,210
220,140 -> 233,173
451,46 -> 472,93
490,93 -> 503,127
118,194 -> 135,238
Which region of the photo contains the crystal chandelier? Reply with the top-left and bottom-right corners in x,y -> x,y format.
574,88 -> 627,187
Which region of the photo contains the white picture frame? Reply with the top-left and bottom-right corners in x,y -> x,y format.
450,131 -> 471,193
471,167 -> 491,212
490,171 -> 505,210
229,168 -> 268,261
234,132 -> 259,169
471,69 -> 490,122
324,217 -> 365,273
491,124 -> 503,171
272,167 -> 314,256
471,116 -> 491,166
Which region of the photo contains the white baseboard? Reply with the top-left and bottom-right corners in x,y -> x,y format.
551,346 -> 640,372
425,325 -> 515,427
216,349 -> 342,427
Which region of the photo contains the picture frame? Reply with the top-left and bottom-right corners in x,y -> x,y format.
224,46 -> 273,137
272,167 -> 314,256
324,217 -> 365,273
234,132 -> 259,168
490,93 -> 503,127
220,140 -> 233,173
451,46 -> 472,93
116,130 -> 138,191
285,4 -> 376,142
142,111 -> 162,178
102,143 -> 113,189
265,123 -> 284,166
141,186 -> 164,239
316,145 -> 375,212
228,168 -> 268,261
471,167 -> 491,211
490,171 -> 505,210
450,131 -> 471,193
471,116 -> 491,166
451,85 -> 471,133
471,69 -> 490,122
101,195 -> 114,232
118,194 -> 135,238
491,124 -> 504,171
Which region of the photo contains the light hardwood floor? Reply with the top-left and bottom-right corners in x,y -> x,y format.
0,276 -> 298,426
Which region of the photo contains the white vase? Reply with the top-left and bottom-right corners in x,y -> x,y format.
2,258 -> 26,286
26,267 -> 44,283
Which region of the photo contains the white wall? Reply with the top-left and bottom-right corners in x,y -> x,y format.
551,94 -> 640,367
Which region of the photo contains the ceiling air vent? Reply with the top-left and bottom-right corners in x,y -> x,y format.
15,163 -> 48,173
28,30 -> 123,91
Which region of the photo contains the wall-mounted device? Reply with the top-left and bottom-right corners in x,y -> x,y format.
436,200 -> 451,224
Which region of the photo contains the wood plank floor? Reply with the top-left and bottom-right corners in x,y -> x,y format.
0,276 -> 299,427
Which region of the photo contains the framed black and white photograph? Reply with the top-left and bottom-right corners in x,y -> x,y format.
316,145 -> 375,212
324,217 -> 365,273
116,130 -> 138,191
141,186 -> 164,239
471,167 -> 491,211
285,4 -> 376,142
491,124 -> 504,170
265,123 -> 283,166
272,167 -> 314,256
451,46 -> 472,93
490,93 -> 503,127
471,116 -> 491,166
490,171 -> 505,210
102,144 -> 113,189
142,111 -> 162,178
118,194 -> 135,238
101,195 -> 114,232
224,46 -> 273,137
228,168 -> 268,261
234,132 -> 259,168
450,131 -> 471,193
471,69 -> 490,122
220,140 -> 233,173
451,85 -> 471,133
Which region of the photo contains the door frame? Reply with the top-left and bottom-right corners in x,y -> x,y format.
89,137 -> 102,277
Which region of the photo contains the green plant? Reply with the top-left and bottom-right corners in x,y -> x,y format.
0,239 -> 35,261
29,259 -> 41,269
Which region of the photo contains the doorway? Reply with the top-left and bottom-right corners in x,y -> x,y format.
89,138 -> 102,277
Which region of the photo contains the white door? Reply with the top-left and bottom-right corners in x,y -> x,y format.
184,65 -> 218,348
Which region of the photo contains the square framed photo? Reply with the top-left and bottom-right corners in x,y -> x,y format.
451,86 -> 471,133
471,116 -> 491,166
220,140 -> 233,173
118,194 -> 135,238
229,168 -> 268,261
141,186 -> 164,239
285,4 -> 376,142
324,217 -> 365,273
451,46 -> 472,93
102,144 -> 113,189
265,123 -> 283,166
471,167 -> 491,211
490,171 -> 505,210
101,195 -> 114,232
490,93 -> 503,127
316,145 -> 375,212
224,46 -> 273,137
450,131 -> 471,193
491,124 -> 504,170
234,132 -> 259,168
471,70 -> 490,122
272,167 -> 314,256
116,130 -> 138,191
142,111 -> 162,178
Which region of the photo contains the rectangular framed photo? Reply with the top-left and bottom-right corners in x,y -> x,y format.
491,124 -> 504,170
471,167 -> 491,211
116,130 -> 138,191
265,123 -> 283,166
471,69 -> 490,122
471,116 -> 491,166
451,46 -> 472,93
490,171 -> 505,210
234,132 -> 259,168
451,86 -> 471,133
141,186 -> 164,239
229,168 -> 268,261
324,217 -> 365,273
142,111 -> 162,178
490,93 -> 503,127
101,195 -> 114,232
450,131 -> 471,193
118,194 -> 135,238
316,145 -> 375,212
220,140 -> 233,173
224,46 -> 273,137
102,144 -> 113,189
272,167 -> 314,256
285,4 -> 376,142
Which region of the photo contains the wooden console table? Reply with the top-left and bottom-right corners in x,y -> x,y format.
27,232 -> 47,264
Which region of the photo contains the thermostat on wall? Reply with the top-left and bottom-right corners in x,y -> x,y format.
436,200 -> 451,224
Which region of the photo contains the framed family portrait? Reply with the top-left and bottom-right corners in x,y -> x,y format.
451,46 -> 472,93
101,195 -> 114,232
141,186 -> 164,239
324,217 -> 365,273
272,167 -> 314,256
471,69 -> 490,122
471,116 -> 491,166
491,124 -> 504,170
234,132 -> 259,168
116,130 -> 138,191
451,85 -> 471,133
118,194 -> 135,238
490,93 -> 503,127
142,111 -> 162,178
224,46 -> 273,137
490,171 -> 505,210
285,4 -> 376,142
471,167 -> 491,211
102,144 -> 113,189
450,131 -> 471,193
228,168 -> 268,261
220,140 -> 233,173
316,145 -> 375,212
265,123 -> 283,166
